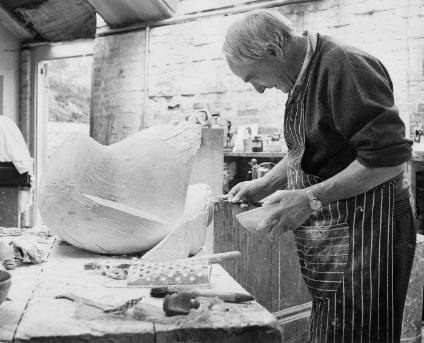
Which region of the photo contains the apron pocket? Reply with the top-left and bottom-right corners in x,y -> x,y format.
294,222 -> 350,299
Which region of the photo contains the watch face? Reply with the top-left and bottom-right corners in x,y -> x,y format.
310,199 -> 322,211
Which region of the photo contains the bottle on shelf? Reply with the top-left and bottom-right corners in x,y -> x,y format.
247,159 -> 258,180
210,112 -> 221,128
414,122 -> 423,143
252,136 -> 263,152
243,127 -> 252,153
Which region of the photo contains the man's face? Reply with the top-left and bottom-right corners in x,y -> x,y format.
226,54 -> 293,94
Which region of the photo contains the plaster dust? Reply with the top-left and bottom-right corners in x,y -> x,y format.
39,122 -> 202,254
73,297 -> 264,330
72,296 -> 226,326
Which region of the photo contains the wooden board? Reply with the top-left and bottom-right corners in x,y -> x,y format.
8,240 -> 281,342
213,199 -> 311,313
155,266 -> 282,343
0,187 -> 20,227
213,200 -> 312,342
0,264 -> 46,342
0,235 -> 55,342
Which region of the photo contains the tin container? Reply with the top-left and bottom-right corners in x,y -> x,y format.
252,136 -> 263,152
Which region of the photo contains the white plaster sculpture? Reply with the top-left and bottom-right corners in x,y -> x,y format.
39,122 -> 203,254
141,183 -> 213,261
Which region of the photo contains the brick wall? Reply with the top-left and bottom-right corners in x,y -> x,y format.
91,31 -> 146,145
19,48 -> 33,151
92,0 -> 424,138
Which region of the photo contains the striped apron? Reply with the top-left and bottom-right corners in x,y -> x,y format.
284,60 -> 414,343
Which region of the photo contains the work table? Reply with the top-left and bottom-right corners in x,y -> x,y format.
0,238 -> 282,343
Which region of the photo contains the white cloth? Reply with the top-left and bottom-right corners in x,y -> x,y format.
0,116 -> 33,176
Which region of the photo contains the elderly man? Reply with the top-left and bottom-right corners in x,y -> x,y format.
224,9 -> 416,343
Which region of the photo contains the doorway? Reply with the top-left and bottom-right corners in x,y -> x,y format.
34,55 -> 92,226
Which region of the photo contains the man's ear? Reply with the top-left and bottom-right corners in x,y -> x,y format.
266,43 -> 285,61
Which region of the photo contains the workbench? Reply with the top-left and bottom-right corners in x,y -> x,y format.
0,238 -> 282,343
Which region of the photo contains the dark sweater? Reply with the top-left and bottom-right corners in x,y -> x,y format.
292,35 -> 412,182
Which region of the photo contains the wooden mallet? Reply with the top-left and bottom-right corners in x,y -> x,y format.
163,292 -> 200,316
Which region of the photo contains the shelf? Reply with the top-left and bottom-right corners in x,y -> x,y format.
225,150 -> 424,162
412,144 -> 424,162
224,151 -> 286,158
412,151 -> 424,162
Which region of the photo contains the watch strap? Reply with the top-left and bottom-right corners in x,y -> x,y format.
305,187 -> 317,202
305,186 -> 322,211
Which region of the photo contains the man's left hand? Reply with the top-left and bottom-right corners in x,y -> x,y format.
257,189 -> 313,239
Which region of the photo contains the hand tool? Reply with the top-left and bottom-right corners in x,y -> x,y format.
150,286 -> 254,303
55,293 -> 143,314
216,196 -> 263,208
177,250 -> 241,263
162,292 -> 200,316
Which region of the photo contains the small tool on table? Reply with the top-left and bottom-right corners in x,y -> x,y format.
151,286 -> 254,303
55,293 -> 143,314
163,292 -> 201,316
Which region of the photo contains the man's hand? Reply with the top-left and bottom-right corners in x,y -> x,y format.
257,189 -> 313,239
227,179 -> 267,203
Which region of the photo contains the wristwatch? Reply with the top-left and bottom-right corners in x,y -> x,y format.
305,187 -> 322,211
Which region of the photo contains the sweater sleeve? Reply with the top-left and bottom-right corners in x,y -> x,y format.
328,50 -> 412,168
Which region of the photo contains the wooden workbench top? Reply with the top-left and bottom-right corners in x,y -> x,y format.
1,240 -> 282,343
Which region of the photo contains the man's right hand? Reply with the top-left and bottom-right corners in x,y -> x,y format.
227,179 -> 266,203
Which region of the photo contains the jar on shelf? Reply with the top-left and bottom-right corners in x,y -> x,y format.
252,136 -> 263,152
210,112 -> 221,128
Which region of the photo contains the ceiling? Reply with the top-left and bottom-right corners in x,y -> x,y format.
87,0 -> 177,28
0,0 -> 178,43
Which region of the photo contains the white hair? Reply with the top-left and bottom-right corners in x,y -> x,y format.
223,9 -> 294,63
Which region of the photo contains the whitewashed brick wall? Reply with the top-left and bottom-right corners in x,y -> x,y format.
91,0 -> 424,137
91,31 -> 146,144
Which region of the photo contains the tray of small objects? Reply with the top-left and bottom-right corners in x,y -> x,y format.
85,258 -> 211,287
84,251 -> 242,288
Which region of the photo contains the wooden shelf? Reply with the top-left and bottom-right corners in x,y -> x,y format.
225,150 -> 424,161
224,151 -> 286,158
412,149 -> 424,162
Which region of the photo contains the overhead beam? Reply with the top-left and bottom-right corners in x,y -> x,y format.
0,0 -> 96,43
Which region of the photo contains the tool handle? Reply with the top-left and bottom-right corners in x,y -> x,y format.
187,251 -> 241,264
55,293 -> 111,311
192,290 -> 254,303
150,287 -> 255,303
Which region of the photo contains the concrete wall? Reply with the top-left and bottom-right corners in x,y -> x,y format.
0,23 -> 21,123
91,0 -> 424,137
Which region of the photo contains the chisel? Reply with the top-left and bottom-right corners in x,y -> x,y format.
150,286 -> 255,303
